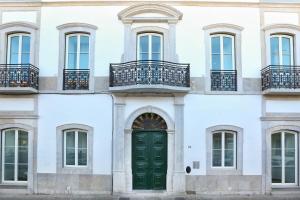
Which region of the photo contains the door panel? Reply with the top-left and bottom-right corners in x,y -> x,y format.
132,131 -> 167,190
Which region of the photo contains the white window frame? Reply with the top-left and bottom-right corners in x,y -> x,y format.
270,34 -> 294,66
137,32 -> 163,60
65,33 -> 90,69
210,34 -> 235,70
211,131 -> 236,168
63,129 -> 88,168
271,131 -> 298,186
1,129 -> 28,184
7,33 -> 31,65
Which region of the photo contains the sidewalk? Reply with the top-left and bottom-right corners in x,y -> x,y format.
0,194 -> 300,200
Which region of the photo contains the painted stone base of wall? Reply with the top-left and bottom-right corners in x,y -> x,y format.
36,173 -> 112,194
186,175 -> 262,194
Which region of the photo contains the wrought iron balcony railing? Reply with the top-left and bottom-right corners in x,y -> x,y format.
109,60 -> 190,88
261,65 -> 300,91
63,69 -> 89,90
0,64 -> 39,90
211,70 -> 237,91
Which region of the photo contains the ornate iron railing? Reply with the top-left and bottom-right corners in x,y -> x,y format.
0,64 -> 39,90
261,65 -> 300,91
63,69 -> 89,90
211,70 -> 237,91
109,60 -> 190,88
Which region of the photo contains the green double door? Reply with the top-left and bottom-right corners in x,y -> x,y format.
132,130 -> 167,190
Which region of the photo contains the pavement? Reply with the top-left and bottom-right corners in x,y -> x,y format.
0,194 -> 300,200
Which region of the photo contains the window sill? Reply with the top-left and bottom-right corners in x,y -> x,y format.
206,168 -> 242,176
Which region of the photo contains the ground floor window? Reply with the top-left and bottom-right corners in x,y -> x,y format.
64,130 -> 88,167
272,131 -> 298,185
1,129 -> 28,183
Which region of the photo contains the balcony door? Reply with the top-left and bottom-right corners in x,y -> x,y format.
7,33 -> 31,65
270,35 -> 294,66
137,33 -> 163,61
65,33 -> 90,70
272,131 -> 298,186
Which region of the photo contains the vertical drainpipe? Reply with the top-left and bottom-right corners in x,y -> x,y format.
110,93 -> 114,195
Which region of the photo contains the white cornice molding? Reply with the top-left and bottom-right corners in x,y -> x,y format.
203,23 -> 244,31
262,23 -> 300,31
57,22 -> 98,30
118,3 -> 183,24
0,21 -> 39,30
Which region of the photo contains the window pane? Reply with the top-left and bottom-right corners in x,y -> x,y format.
223,36 -> 232,54
68,53 -> 77,69
152,53 -> 160,61
285,133 -> 296,183
152,35 -> 161,59
212,54 -> 221,70
225,133 -> 234,149
271,37 -> 279,65
213,133 -> 222,149
212,150 -> 222,167
78,149 -> 87,166
4,130 -> 15,181
22,36 -> 30,53
139,35 -> 149,60
21,53 -> 30,64
10,36 -> 19,64
272,133 -> 282,183
223,54 -> 233,70
67,36 -> 77,68
18,131 -> 28,165
80,36 -> 89,53
224,149 -> 234,167
18,164 -> 28,181
65,132 -> 75,165
211,36 -> 220,54
78,132 -> 87,149
79,53 -> 89,69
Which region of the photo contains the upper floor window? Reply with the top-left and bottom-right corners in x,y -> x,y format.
211,34 -> 235,70
7,33 -> 31,64
270,35 -> 294,65
65,33 -> 90,69
64,129 -> 88,167
212,131 -> 236,168
137,33 -> 163,60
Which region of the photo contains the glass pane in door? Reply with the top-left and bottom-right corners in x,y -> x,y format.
224,133 -> 234,167
223,37 -> 233,70
272,133 -> 282,183
212,133 -> 222,167
10,36 -> 20,64
139,35 -> 149,60
79,35 -> 89,69
4,130 -> 15,181
211,36 -> 221,70
151,35 -> 161,60
65,131 -> 75,165
78,132 -> 87,166
21,36 -> 31,64
67,36 -> 78,69
271,37 -> 279,65
282,37 -> 291,66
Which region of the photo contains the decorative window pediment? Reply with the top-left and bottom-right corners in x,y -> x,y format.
118,3 -> 183,24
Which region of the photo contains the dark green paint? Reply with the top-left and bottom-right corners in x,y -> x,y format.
132,130 -> 167,190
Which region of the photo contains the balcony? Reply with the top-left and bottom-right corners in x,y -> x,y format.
261,65 -> 300,95
63,69 -> 89,90
0,64 -> 39,94
211,70 -> 237,91
109,60 -> 190,93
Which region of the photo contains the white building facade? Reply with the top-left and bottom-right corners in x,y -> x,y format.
0,0 -> 299,196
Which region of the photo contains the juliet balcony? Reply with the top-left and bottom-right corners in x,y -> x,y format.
109,60 -> 190,93
261,65 -> 300,95
211,70 -> 237,91
63,69 -> 90,90
0,64 -> 39,94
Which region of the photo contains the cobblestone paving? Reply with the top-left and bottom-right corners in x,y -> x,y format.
0,195 -> 300,200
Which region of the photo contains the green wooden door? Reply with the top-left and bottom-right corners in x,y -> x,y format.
132,130 -> 167,190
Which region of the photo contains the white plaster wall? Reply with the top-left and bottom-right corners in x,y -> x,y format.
0,98 -> 34,111
124,97 -> 174,122
37,94 -> 113,174
2,11 -> 37,24
264,12 -> 299,26
184,94 -> 262,175
176,7 -> 261,78
266,99 -> 300,113
39,6 -> 125,76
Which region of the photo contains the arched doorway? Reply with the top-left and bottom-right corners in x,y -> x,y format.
131,113 -> 168,190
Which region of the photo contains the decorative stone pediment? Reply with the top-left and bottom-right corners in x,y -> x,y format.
118,3 -> 183,24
